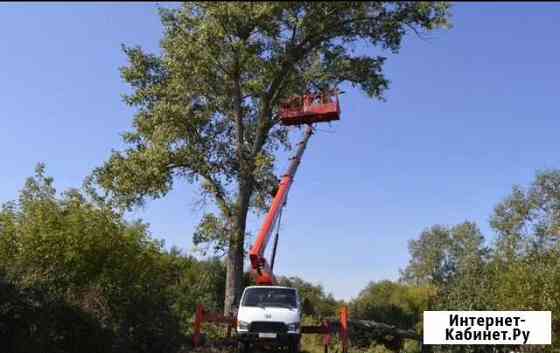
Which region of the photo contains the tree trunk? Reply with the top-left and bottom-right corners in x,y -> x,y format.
224,233 -> 244,315
224,183 -> 251,315
225,56 -> 248,316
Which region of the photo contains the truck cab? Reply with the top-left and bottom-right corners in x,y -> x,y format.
236,286 -> 302,353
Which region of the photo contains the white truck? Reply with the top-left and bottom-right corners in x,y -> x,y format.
236,286 -> 302,353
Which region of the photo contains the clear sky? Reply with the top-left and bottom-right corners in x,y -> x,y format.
1,3 -> 559,301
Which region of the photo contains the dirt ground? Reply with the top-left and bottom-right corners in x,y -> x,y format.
186,338 -> 321,353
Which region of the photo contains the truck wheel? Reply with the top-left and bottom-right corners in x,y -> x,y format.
288,339 -> 300,353
238,341 -> 251,353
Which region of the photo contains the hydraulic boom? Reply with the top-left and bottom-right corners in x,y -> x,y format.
249,125 -> 314,285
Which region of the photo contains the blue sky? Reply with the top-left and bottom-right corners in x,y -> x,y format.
1,3 -> 559,300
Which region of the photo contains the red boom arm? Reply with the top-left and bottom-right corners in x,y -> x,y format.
249,125 -> 314,285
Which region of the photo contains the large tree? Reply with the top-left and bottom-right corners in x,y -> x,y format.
491,169 -> 560,260
92,2 -> 451,314
400,222 -> 487,288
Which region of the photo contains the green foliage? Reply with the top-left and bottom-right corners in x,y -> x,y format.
91,2 -> 451,283
91,0 -> 451,314
400,222 -> 488,288
347,280 -> 434,352
0,279 -> 112,353
491,170 -> 560,259
401,170 -> 560,353
351,280 -> 435,332
0,164 -> 227,352
167,251 -> 227,332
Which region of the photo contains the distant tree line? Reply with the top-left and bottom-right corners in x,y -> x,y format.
314,170 -> 560,353
394,170 -> 560,353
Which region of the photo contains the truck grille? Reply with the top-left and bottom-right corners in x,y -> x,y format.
249,321 -> 287,333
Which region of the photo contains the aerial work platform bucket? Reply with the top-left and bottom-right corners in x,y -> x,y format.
280,90 -> 340,126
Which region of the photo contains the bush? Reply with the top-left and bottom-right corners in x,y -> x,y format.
0,279 -> 112,353
0,165 -> 186,353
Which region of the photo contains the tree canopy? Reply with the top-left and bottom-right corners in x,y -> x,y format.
400,222 -> 488,288
91,1 -> 451,314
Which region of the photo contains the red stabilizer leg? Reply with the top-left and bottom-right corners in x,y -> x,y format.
193,304 -> 204,347
340,306 -> 349,353
226,312 -> 234,338
322,319 -> 331,353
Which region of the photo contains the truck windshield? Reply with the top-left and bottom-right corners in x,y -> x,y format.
242,288 -> 297,309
